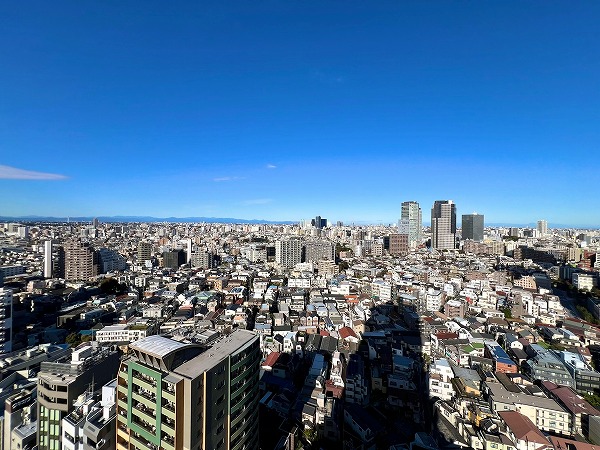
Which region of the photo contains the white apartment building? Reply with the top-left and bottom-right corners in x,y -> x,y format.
275,239 -> 302,269
429,359 -> 454,401
573,273 -> 598,291
94,322 -> 154,344
371,279 -> 392,302
426,288 -> 444,312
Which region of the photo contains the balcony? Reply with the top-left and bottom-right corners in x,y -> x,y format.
137,373 -> 158,386
117,425 -> 129,441
161,434 -> 175,450
131,416 -> 155,437
161,416 -> 175,432
162,408 -> 175,421
132,390 -> 157,408
129,433 -> 150,450
132,403 -> 157,429
162,400 -> 175,412
132,377 -> 156,393
162,389 -> 175,403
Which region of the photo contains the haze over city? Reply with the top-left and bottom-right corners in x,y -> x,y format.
1,2 -> 599,225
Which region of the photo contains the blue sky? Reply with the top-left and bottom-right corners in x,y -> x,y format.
1,2 -> 598,226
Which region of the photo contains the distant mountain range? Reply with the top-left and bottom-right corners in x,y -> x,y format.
0,215 -> 296,224
0,216 -> 596,229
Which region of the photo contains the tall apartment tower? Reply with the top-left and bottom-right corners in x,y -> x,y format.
137,242 -> 153,263
400,201 -> 422,248
44,240 -> 53,278
162,249 -> 186,270
275,239 -> 302,269
537,220 -> 548,236
304,240 -> 335,263
0,287 -> 13,353
186,239 -> 193,263
191,250 -> 218,269
389,234 -> 409,256
462,213 -> 484,242
115,330 -> 260,450
64,240 -> 99,281
431,200 -> 457,250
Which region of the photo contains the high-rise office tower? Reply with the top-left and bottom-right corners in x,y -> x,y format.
44,240 -> 53,278
431,200 -> 457,250
64,240 -> 99,281
537,220 -> 548,236
115,330 -> 260,450
311,216 -> 327,229
400,201 -> 422,248
314,216 -> 322,229
275,239 -> 302,269
0,288 -> 13,354
462,213 -> 484,242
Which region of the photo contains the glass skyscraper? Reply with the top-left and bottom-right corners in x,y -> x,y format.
462,213 -> 484,241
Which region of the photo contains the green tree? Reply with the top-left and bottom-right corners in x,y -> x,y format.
502,308 -> 513,319
99,277 -> 125,295
584,393 -> 600,409
576,305 -> 598,324
65,332 -> 81,347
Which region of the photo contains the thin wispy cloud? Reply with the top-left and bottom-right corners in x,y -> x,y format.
213,176 -> 244,182
0,164 -> 67,180
266,164 -> 277,169
242,198 -> 272,205
310,69 -> 345,84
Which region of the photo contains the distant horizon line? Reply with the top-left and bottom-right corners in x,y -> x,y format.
0,215 -> 598,230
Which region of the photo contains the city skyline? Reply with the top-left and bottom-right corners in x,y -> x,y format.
0,212 -> 594,230
1,2 -> 599,226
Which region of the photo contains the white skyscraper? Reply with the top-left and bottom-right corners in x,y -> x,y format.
0,288 -> 13,354
400,201 -> 422,248
431,200 -> 457,250
44,240 -> 53,278
187,238 -> 193,263
537,219 -> 548,236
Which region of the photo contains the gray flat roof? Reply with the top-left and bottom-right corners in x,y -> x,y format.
130,335 -> 195,359
174,329 -> 257,378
